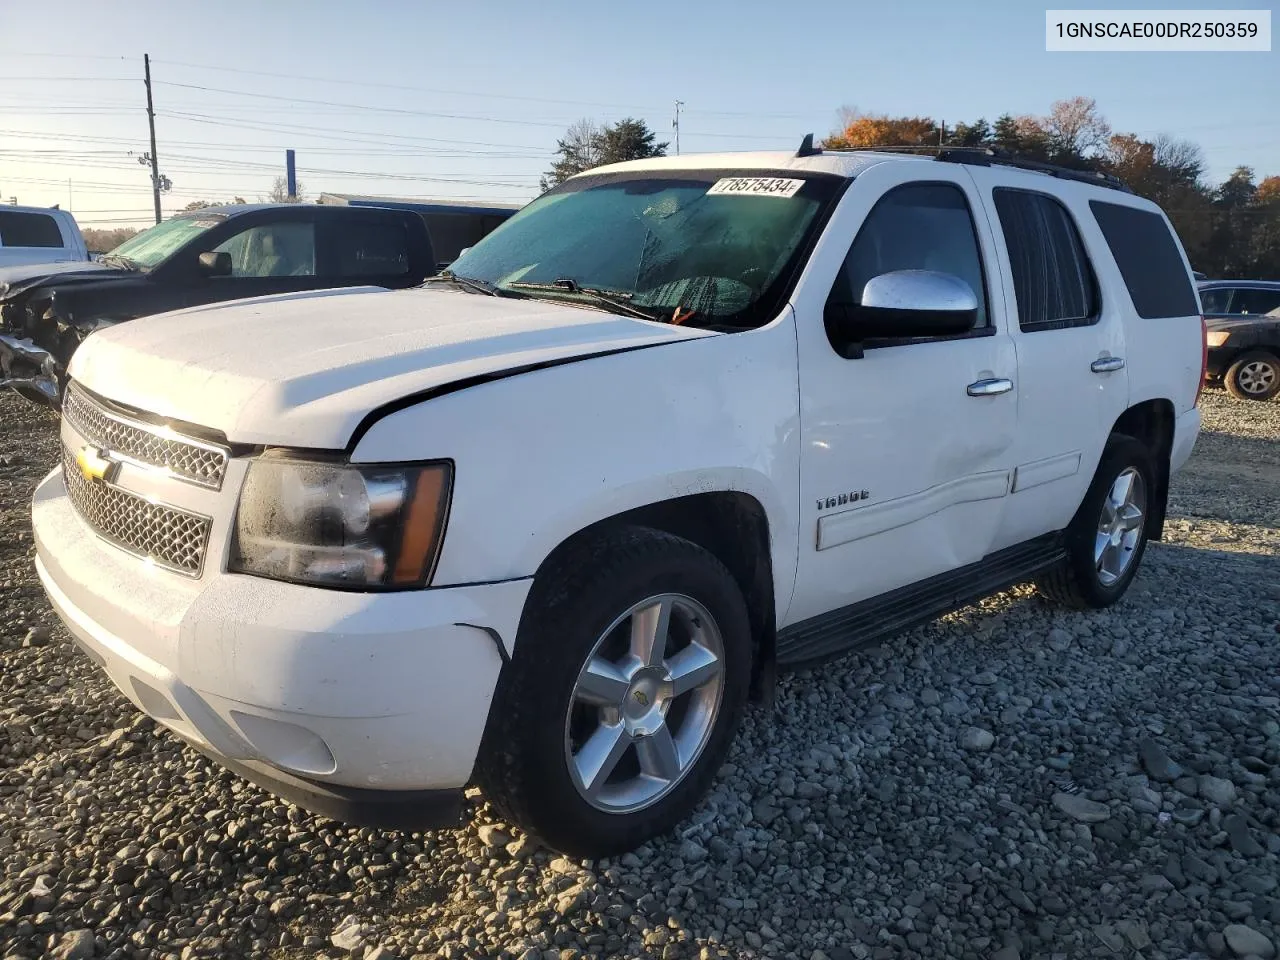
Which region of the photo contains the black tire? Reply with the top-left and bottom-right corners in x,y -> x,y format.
1036,434 -> 1156,610
475,525 -> 751,858
1224,350 -> 1280,401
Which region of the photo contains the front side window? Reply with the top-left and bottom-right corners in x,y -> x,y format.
1199,287 -> 1232,315
0,211 -> 64,248
827,181 -> 989,336
107,214 -> 225,269
212,222 -> 316,278
447,170 -> 842,329
993,189 -> 1096,331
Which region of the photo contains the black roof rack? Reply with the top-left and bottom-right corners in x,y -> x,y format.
935,147 -> 1133,193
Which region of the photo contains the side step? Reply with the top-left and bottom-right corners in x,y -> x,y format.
776,533 -> 1066,669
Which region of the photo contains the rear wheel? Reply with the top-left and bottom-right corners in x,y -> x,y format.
476,526 -> 751,857
1225,350 -> 1280,401
1037,434 -> 1156,609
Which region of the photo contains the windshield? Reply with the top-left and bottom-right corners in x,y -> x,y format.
106,214 -> 226,270
446,170 -> 842,329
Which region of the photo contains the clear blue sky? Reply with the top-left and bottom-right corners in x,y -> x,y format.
2,0 -> 1276,228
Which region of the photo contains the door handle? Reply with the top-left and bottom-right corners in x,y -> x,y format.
1091,356 -> 1126,373
967,378 -> 1014,397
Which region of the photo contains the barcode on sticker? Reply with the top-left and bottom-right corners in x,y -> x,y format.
706,177 -> 805,198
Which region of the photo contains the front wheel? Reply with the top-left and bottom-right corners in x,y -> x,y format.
475,526 -> 751,857
1037,434 -> 1156,609
1225,350 -> 1280,401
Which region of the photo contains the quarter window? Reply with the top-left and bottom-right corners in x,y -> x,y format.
0,211 -> 64,248
827,181 -> 989,342
1089,200 -> 1198,319
993,189 -> 1096,331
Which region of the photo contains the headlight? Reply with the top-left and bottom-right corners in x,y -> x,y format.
229,454 -> 452,589
1205,330 -> 1231,347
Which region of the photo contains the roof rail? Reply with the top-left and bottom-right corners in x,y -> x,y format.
936,147 -> 1133,193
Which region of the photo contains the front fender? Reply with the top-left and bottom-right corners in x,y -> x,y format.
350,314 -> 803,620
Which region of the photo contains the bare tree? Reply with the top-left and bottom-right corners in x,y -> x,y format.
541,119 -> 604,191
1045,96 -> 1111,159
266,176 -> 305,203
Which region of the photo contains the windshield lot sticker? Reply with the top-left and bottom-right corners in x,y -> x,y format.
706,177 -> 805,198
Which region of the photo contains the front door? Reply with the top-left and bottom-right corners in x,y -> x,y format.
784,162 -> 1019,628
195,218 -> 321,306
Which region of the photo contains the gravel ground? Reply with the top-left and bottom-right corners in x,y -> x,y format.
1,388 -> 1278,960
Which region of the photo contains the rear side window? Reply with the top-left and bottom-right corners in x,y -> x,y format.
334,220 -> 410,277
0,211 -> 64,248
993,189 -> 1096,332
1090,201 -> 1199,319
1234,288 -> 1280,317
1199,287 -> 1232,315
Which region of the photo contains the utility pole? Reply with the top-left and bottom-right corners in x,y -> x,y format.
144,54 -> 162,224
286,149 -> 297,201
673,100 -> 684,156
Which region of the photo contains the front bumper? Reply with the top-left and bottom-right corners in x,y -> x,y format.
33,465 -> 533,828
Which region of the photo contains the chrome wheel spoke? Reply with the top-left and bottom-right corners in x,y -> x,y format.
577,657 -> 631,706
635,723 -> 681,782
1110,471 -> 1134,511
665,643 -> 722,698
1094,530 -> 1111,566
1118,503 -> 1144,532
574,722 -> 632,798
630,598 -> 673,667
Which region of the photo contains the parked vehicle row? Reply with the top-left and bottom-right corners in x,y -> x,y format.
1200,279 -> 1280,401
30,141 -> 1206,855
0,202 -> 479,407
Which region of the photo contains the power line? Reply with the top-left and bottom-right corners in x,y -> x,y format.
150,57 -> 812,120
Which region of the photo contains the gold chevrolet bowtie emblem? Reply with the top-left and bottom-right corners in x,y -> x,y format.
76,445 -> 119,484
632,690 -> 649,707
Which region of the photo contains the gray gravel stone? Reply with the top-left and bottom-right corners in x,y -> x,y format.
1223,924 -> 1276,958
959,727 -> 994,751
49,930 -> 95,960
1052,792 -> 1111,822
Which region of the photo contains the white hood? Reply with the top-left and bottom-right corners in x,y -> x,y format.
68,286 -> 712,449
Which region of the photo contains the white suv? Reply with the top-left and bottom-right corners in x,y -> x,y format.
31,143 -> 1205,857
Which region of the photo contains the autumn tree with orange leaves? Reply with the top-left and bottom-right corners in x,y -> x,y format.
818,97 -> 1279,279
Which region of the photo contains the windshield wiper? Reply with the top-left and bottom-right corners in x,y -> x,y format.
98,253 -> 139,270
421,271 -> 525,298
508,278 -> 668,323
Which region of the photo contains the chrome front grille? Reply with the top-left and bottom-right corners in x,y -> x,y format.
61,445 -> 212,576
62,382 -> 229,489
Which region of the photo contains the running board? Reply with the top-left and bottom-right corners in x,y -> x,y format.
776,533 -> 1066,669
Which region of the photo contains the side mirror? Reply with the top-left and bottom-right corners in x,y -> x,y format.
198,251 -> 232,277
829,269 -> 978,347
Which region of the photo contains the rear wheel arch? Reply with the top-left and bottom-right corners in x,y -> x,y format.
524,492 -> 777,702
1108,399 -> 1175,541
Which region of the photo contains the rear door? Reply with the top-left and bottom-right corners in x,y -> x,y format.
319,214 -> 418,289
967,172 -> 1130,552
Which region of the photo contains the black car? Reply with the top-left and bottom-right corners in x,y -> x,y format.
0,203 -> 441,408
1200,279 -> 1280,401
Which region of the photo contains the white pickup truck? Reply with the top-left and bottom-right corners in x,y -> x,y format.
0,205 -> 88,267
31,144 -> 1205,857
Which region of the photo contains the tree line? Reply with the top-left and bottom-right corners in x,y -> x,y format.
544,98 -> 1279,279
